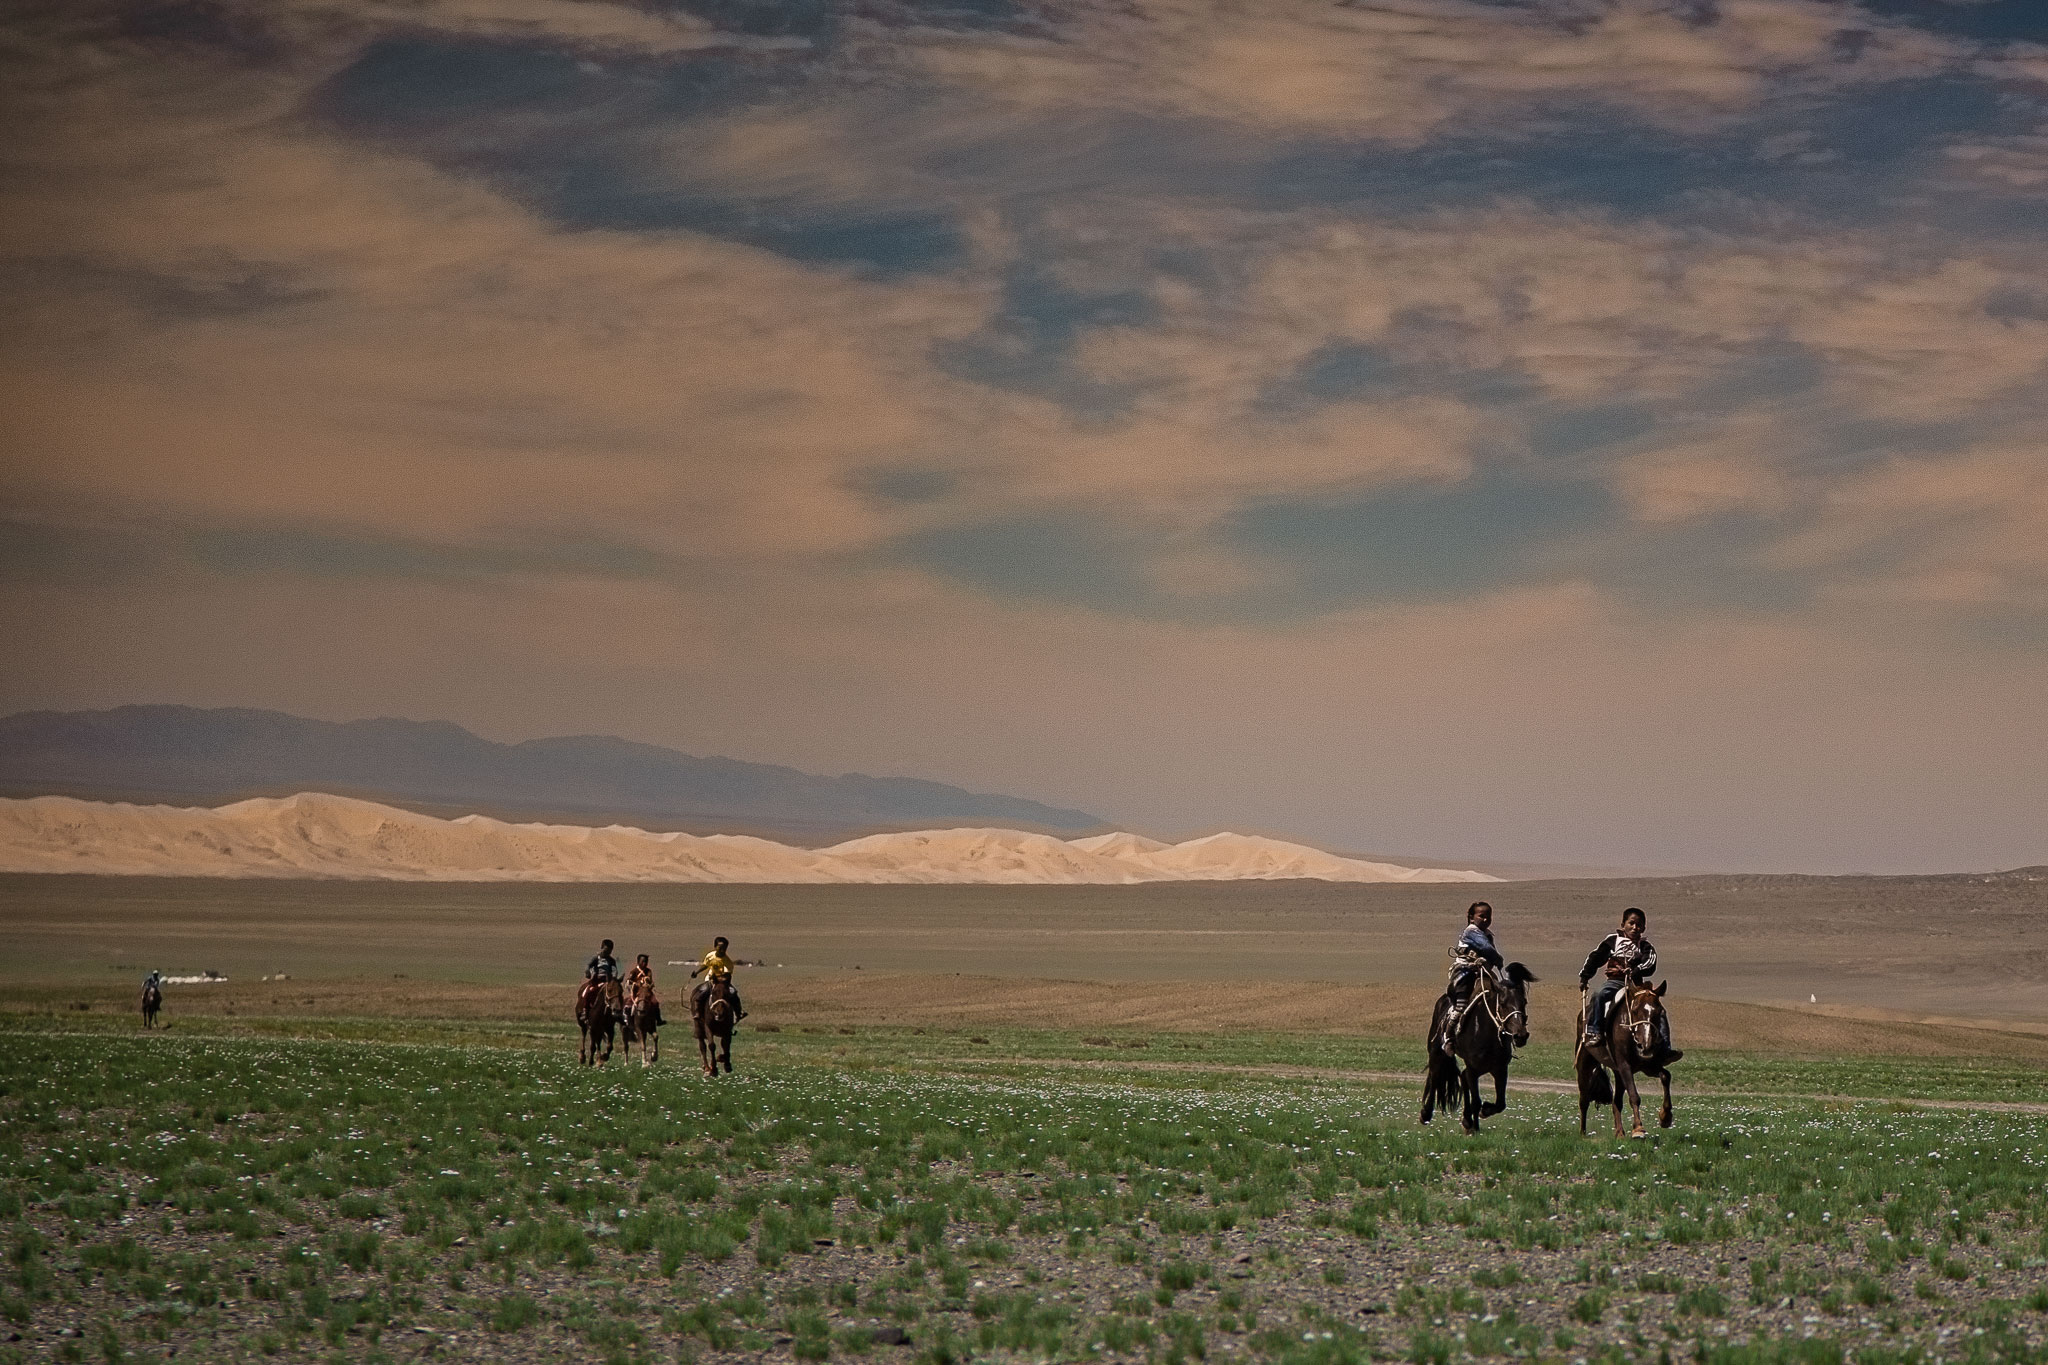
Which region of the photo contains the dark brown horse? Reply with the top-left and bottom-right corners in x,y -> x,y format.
1420,962 -> 1536,1133
693,978 -> 736,1076
620,979 -> 661,1068
1576,979 -> 1681,1138
577,980 -> 621,1066
140,980 -> 162,1030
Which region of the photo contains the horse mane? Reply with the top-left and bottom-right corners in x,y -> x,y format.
1506,961 -> 1537,985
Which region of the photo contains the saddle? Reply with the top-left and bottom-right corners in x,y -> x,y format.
578,978 -> 623,1018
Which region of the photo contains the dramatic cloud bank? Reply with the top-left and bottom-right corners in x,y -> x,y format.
0,793 -> 1497,883
3,0 -> 2045,871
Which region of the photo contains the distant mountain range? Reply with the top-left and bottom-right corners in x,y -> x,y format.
0,705 -> 1104,841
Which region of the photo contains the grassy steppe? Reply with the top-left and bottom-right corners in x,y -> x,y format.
3,1011 -> 2047,1365
3,874 -> 2046,1363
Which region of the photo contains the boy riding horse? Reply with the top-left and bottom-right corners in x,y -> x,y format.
689,937 -> 745,1022
625,953 -> 663,1028
1579,907 -> 1679,1064
582,939 -> 619,1003
1439,901 -> 1501,1055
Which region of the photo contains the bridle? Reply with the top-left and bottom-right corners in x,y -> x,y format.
1619,984 -> 1658,1055
1474,968 -> 1526,1042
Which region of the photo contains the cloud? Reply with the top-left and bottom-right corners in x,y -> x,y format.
894,0 -> 1963,142
1615,422 -> 1795,524
5,0 -> 2048,870
1770,446 -> 2048,610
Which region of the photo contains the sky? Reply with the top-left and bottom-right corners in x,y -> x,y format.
2,0 -> 2046,873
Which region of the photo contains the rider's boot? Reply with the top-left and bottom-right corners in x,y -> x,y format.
1439,1003 -> 1462,1054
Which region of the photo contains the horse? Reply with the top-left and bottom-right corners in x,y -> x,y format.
1420,962 -> 1536,1134
576,979 -> 622,1066
693,978 -> 736,1076
620,979 -> 661,1068
140,980 -> 162,1030
1576,978 -> 1682,1138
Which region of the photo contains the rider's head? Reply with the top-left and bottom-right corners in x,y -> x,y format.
1620,907 -> 1646,936
713,936 -> 729,951
1466,901 -> 1492,928
601,939 -> 614,953
637,953 -> 649,965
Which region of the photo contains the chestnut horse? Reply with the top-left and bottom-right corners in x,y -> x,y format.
576,980 -> 621,1066
1576,979 -> 1682,1138
620,979 -> 661,1067
693,978 -> 736,1076
1420,962 -> 1536,1134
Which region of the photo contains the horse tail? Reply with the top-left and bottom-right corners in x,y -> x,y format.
1584,1063 -> 1612,1106
1424,1049 -> 1460,1111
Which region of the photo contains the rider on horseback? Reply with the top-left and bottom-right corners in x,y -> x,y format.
581,939 -> 619,1012
1440,901 -> 1501,1055
1580,908 -> 1657,1050
689,937 -> 745,1021
625,953 -> 663,1028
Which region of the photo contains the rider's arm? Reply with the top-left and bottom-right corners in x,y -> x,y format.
1630,940 -> 1658,983
1458,926 -> 1503,968
1579,935 -> 1613,988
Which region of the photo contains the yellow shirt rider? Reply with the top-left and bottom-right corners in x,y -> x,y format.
689,936 -> 745,1020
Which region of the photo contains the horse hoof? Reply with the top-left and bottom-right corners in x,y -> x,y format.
1630,1129 -> 1648,1140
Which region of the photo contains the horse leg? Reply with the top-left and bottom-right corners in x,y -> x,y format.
1479,1063 -> 1507,1118
1656,1069 -> 1673,1128
1617,1058 -> 1646,1138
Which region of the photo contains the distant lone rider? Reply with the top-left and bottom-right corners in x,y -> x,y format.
1440,901 -> 1502,1054
1580,907 -> 1657,1049
626,952 -> 663,1028
690,936 -> 745,1021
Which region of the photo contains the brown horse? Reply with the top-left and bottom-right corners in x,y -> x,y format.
620,979 -> 661,1068
1420,963 -> 1536,1134
577,980 -> 622,1066
1576,979 -> 1682,1138
693,978 -> 736,1076
140,980 -> 162,1030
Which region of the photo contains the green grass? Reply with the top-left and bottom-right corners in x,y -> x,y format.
1,1021 -> 2046,1363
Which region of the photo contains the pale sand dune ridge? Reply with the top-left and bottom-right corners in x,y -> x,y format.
0,792 -> 1498,883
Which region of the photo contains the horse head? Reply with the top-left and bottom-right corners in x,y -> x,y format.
1623,980 -> 1664,1057
1500,962 -> 1537,1048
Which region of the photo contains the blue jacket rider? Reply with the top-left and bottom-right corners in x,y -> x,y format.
1441,901 -> 1502,1053
585,940 -> 619,985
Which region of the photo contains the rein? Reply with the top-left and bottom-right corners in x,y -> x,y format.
1471,970 -> 1524,1039
1619,987 -> 1656,1055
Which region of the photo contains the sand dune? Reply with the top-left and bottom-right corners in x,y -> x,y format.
0,792 -> 1499,884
